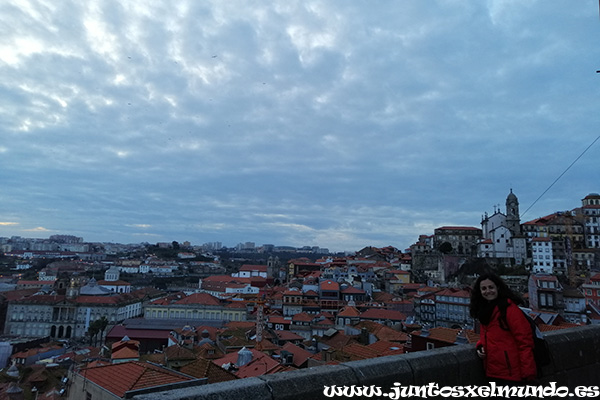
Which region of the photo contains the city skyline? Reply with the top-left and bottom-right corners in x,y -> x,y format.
1,1 -> 599,252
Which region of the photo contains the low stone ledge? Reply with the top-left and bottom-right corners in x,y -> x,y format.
260,364 -> 357,400
402,345 -> 463,385
132,377 -> 271,400
450,344 -> 487,384
544,326 -> 598,374
341,353 -> 413,388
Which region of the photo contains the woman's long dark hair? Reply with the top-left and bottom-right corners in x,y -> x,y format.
469,272 -> 523,329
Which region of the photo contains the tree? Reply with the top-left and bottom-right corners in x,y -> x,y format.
87,316 -> 109,347
87,323 -> 99,346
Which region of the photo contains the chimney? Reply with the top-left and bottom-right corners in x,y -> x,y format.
454,329 -> 469,345
6,382 -> 24,400
236,347 -> 253,367
359,327 -> 370,345
322,348 -> 334,362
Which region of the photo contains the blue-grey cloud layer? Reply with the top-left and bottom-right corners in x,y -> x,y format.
1,0 -> 599,251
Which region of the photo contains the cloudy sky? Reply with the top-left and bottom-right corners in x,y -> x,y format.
1,0 -> 599,252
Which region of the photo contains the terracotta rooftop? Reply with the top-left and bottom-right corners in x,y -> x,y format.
274,330 -> 304,342
367,340 -> 404,356
341,286 -> 366,294
174,292 -> 221,306
413,327 -> 479,344
165,345 -> 196,361
268,316 -> 292,325
240,264 -> 268,272
179,357 -> 238,383
106,325 -> 171,341
353,320 -> 409,342
278,342 -> 313,368
340,342 -> 380,360
292,312 -> 313,322
436,226 -> 481,231
224,321 -> 255,329
12,345 -> 62,359
303,289 -> 319,297
77,361 -> 197,398
320,280 -> 340,291
111,340 -> 140,361
359,308 -> 406,322
337,306 -> 361,317
435,288 -> 471,298
213,348 -> 282,378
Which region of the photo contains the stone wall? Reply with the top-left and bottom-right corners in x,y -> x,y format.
133,325 -> 600,400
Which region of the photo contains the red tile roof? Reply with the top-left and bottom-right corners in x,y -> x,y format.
77,361 -> 196,398
359,308 -> 406,322
75,296 -> 121,304
436,226 -> 481,231
315,318 -> 335,326
387,270 -> 410,275
213,348 -> 281,378
240,265 -> 268,272
292,312 -> 313,322
341,342 -> 379,360
267,316 -> 292,325
303,290 -> 319,297
341,286 -> 365,294
274,330 -> 304,341
436,288 -> 471,298
279,342 -> 313,367
413,327 -> 479,344
353,321 -> 408,342
367,340 -> 404,356
12,345 -> 62,359
111,340 -> 140,361
320,281 -> 340,291
106,325 -> 171,341
337,306 -> 361,317
174,293 -> 221,306
224,321 -> 255,329
179,357 -> 238,383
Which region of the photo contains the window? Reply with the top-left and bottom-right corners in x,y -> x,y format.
86,392 -> 92,400
426,342 -> 435,350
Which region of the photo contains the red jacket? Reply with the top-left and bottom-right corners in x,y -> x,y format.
476,300 -> 536,381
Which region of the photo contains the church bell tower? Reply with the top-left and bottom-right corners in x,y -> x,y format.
505,189 -> 521,235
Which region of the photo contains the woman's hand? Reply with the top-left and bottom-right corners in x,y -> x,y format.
476,346 -> 486,359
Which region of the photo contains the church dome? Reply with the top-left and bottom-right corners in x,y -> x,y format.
507,189 -> 518,201
80,278 -> 113,296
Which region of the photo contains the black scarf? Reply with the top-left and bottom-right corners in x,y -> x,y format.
477,298 -> 498,326
478,298 -> 511,330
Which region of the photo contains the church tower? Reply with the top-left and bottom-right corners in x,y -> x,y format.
66,277 -> 80,300
505,189 -> 521,235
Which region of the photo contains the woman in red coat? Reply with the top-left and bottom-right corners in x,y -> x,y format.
470,272 -> 536,383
